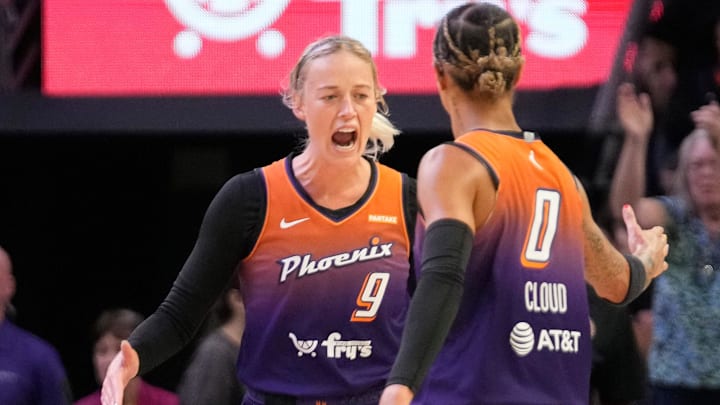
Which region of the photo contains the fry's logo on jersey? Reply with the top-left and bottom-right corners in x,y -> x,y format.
289,332 -> 372,360
277,237 -> 393,282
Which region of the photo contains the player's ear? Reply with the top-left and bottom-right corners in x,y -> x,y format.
434,62 -> 448,91
293,106 -> 306,121
292,95 -> 306,121
511,57 -> 525,87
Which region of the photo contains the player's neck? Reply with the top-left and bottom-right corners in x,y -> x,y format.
292,153 -> 371,210
449,94 -> 520,138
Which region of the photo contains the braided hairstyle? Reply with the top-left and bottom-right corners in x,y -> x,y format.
433,3 -> 524,99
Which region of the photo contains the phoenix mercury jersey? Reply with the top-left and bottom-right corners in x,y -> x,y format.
237,157 -> 413,398
414,130 -> 591,405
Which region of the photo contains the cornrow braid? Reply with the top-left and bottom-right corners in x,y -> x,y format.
434,3 -> 525,97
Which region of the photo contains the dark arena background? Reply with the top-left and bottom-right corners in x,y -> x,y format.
1,0 -> 717,399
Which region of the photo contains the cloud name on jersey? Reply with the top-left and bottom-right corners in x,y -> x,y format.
278,238 -> 394,282
509,281 -> 584,356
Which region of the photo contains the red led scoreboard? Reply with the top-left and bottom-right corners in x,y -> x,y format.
43,0 -> 633,97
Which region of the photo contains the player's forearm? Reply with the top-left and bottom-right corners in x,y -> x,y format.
583,220 -> 630,303
387,219 -> 471,392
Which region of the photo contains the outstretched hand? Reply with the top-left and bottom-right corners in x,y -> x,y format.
623,204 -> 668,281
100,340 -> 139,405
379,384 -> 414,405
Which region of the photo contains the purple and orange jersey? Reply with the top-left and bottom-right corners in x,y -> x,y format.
236,157 -> 412,398
415,130 -> 592,404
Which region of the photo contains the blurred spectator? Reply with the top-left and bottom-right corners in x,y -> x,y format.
609,98 -> 720,405
593,19 -> 680,218
74,309 -> 179,405
599,20 -> 720,405
666,7 -> 720,138
177,283 -> 246,405
624,23 -> 680,197
0,245 -> 73,405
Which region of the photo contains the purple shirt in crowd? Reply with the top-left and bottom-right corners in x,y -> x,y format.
0,320 -> 72,405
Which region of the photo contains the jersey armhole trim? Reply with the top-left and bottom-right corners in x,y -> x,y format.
444,141 -> 499,189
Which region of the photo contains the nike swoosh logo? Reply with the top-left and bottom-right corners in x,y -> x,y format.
529,150 -> 543,170
280,217 -> 310,229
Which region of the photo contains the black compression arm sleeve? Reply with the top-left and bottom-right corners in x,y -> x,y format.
129,171 -> 263,375
386,218 -> 474,392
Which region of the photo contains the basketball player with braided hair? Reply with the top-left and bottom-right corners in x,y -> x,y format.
379,3 -> 669,404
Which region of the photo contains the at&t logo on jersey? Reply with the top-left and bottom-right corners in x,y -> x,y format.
509,322 -> 582,356
277,237 -> 393,282
510,280 -> 582,356
509,322 -> 535,356
289,332 -> 372,360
